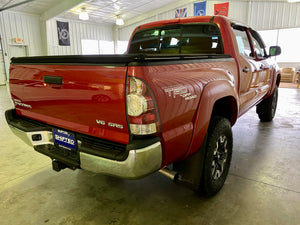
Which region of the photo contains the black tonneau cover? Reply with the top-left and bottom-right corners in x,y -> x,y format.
11,54 -> 232,65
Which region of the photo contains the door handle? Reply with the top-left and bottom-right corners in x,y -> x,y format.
242,67 -> 249,73
260,65 -> 267,70
43,76 -> 63,85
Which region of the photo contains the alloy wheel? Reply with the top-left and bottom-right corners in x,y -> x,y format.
211,135 -> 228,180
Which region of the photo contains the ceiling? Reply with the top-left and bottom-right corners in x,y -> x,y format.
0,0 -> 178,24
0,0 -> 62,14
61,0 -> 178,24
0,0 -> 293,24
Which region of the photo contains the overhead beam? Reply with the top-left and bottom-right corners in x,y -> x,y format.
40,0 -> 85,21
0,0 -> 34,12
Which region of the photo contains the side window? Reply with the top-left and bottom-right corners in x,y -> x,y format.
233,28 -> 252,57
249,31 -> 266,58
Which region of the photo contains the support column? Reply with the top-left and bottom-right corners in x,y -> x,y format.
39,20 -> 48,55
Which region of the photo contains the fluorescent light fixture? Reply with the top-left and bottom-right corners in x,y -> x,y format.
79,8 -> 89,20
116,16 -> 124,26
114,3 -> 120,10
288,0 -> 300,2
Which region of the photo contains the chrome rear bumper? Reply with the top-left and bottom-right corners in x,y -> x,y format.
6,109 -> 162,179
80,142 -> 162,179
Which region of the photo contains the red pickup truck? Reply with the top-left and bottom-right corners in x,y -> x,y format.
5,16 -> 281,197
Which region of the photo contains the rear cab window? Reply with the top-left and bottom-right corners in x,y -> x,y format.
128,24 -> 224,55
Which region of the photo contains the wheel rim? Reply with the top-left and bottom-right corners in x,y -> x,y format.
211,135 -> 228,180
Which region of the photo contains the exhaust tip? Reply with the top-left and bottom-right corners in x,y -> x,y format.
159,167 -> 179,180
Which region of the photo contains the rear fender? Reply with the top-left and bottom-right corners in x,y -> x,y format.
185,80 -> 238,158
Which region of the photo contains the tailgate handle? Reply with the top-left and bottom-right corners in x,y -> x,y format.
43,76 -> 63,85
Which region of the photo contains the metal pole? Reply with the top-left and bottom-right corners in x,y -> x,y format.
0,32 -> 7,82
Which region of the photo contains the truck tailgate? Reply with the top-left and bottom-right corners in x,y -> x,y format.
9,57 -> 129,144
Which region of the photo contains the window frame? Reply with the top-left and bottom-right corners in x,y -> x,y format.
232,24 -> 268,60
249,29 -> 267,59
232,25 -> 253,58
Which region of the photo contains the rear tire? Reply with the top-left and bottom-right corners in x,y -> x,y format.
256,85 -> 278,122
198,116 -> 233,197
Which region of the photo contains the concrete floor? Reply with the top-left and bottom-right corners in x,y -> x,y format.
0,85 -> 299,225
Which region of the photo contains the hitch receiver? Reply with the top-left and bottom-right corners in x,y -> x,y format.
52,160 -> 67,172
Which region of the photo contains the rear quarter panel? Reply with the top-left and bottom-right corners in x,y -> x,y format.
129,59 -> 238,166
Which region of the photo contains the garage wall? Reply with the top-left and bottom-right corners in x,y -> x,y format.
0,11 -> 43,81
250,1 -> 300,30
46,18 -> 113,55
0,11 -> 43,56
117,0 -> 300,42
117,0 -> 249,41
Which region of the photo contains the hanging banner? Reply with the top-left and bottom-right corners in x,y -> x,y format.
57,21 -> 70,46
214,2 -> 229,17
194,1 -> 206,16
175,8 -> 187,18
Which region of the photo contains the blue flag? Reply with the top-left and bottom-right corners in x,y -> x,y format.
194,1 -> 206,16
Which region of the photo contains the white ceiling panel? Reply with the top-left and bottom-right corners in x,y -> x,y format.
0,0 -> 291,25
0,0 -> 62,14
60,0 -> 178,24
0,0 -> 178,24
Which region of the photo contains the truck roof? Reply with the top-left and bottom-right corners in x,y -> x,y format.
135,15 -> 248,31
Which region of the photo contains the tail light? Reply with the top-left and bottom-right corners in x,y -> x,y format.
126,77 -> 160,135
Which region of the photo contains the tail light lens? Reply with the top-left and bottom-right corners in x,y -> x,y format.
126,77 -> 160,135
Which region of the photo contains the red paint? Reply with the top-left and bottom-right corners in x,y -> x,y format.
9,16 -> 280,169
10,64 -> 129,144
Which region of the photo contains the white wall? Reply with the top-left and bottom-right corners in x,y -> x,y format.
0,11 -> 43,56
117,0 -> 300,42
0,11 -> 43,81
46,18 -> 113,55
117,0 -> 249,41
0,11 -> 114,82
250,1 -> 300,30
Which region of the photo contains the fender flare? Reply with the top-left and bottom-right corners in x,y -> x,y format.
184,79 -> 238,158
265,67 -> 281,99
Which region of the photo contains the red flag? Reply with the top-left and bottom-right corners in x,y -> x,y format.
214,2 -> 229,17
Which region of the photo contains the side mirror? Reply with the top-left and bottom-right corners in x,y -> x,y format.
269,46 -> 281,57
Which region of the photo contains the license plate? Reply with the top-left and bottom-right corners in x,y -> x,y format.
52,129 -> 76,150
